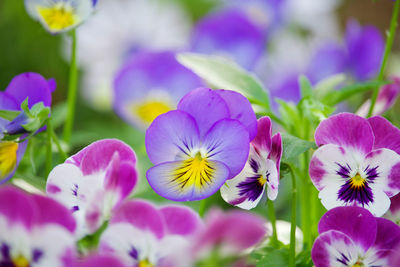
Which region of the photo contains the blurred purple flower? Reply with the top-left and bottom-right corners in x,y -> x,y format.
312,206 -> 400,267
309,113 -> 400,216
77,254 -> 127,267
99,199 -> 202,267
221,116 -> 282,209
113,51 -> 204,130
46,139 -> 138,238
0,186 -> 76,266
145,88 -> 257,201
357,76 -> 400,117
190,9 -> 266,70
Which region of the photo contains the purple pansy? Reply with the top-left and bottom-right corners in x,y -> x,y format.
46,139 -> 138,238
113,51 -> 204,130
0,186 -> 76,267
312,206 -> 400,267
190,9 -> 266,70
0,73 -> 56,184
99,199 -> 202,267
193,208 -> 267,257
309,113 -> 400,216
221,117 -> 282,209
25,0 -> 96,34
145,87 -> 257,201
357,76 -> 400,117
385,194 -> 400,225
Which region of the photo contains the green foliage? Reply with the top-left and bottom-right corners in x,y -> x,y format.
20,98 -> 50,132
0,110 -> 20,121
281,133 -> 316,163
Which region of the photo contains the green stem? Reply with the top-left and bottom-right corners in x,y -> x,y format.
63,29 -> 78,143
45,120 -> 52,177
288,165 -> 297,267
367,0 -> 400,117
267,200 -> 279,247
198,199 -> 208,217
49,119 -> 67,161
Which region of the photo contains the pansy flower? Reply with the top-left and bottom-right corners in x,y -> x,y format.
77,253 -> 127,267
0,72 -> 56,184
46,139 -> 138,238
113,51 -> 204,129
25,0 -> 97,34
99,199 -> 202,267
221,117 -> 282,209
146,87 -> 257,201
0,186 -> 76,266
309,113 -> 400,216
190,9 -> 266,70
312,206 -> 400,267
385,194 -> 400,225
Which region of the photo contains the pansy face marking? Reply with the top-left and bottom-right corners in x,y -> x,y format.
37,2 -> 77,32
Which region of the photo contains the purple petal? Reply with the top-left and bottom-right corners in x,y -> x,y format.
215,90 -> 257,141
145,110 -> 200,165
78,254 -> 126,267
177,88 -> 230,138
388,193 -> 400,220
4,72 -> 55,108
31,194 -> 76,233
251,117 -> 272,154
0,140 -> 27,184
373,217 -> 400,251
0,186 -> 36,229
318,206 -> 377,253
110,200 -> 164,239
368,116 -> 400,154
203,119 -> 250,178
315,113 -> 374,154
0,92 -> 19,110
311,230 -> 359,267
146,159 -> 230,201
68,139 -> 137,176
159,205 -> 203,236
269,133 -> 282,177
345,20 -> 384,81
190,9 -> 266,70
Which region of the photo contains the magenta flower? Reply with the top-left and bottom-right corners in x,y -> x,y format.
385,194 -> 400,225
0,186 -> 76,266
113,51 -> 204,129
220,117 -> 282,209
145,87 -> 257,201
77,254 -> 126,267
193,208 -> 267,257
99,199 -> 202,267
357,76 -> 400,117
312,206 -> 400,267
46,139 -> 138,238
309,113 -> 400,216
0,72 -> 56,183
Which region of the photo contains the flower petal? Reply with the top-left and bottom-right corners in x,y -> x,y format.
314,113 -> 374,154
146,159 -> 230,201
145,110 -> 200,165
78,254 -> 127,267
177,88 -> 230,138
368,116 -> 400,154
159,205 -> 203,236
269,133 -> 283,176
251,117 -> 272,154
203,119 -> 250,178
318,206 -> 376,253
311,230 -> 359,267
372,217 -> 400,251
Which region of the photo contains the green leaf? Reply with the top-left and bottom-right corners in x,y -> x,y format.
276,99 -> 300,132
0,110 -> 21,121
281,133 -> 316,162
177,53 -> 271,111
254,248 -> 289,267
314,73 -> 346,100
295,250 -> 313,267
299,76 -> 313,98
321,80 -> 389,106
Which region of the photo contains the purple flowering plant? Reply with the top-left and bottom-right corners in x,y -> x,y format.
1,0 -> 400,267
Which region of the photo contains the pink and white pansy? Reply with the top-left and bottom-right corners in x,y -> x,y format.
0,186 -> 76,267
312,206 -> 400,267
99,199 -> 202,267
220,117 -> 282,209
46,139 -> 138,238
309,113 -> 400,216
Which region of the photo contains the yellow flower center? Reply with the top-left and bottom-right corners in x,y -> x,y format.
138,259 -> 154,267
351,260 -> 364,267
12,255 -> 29,267
258,175 -> 267,186
37,3 -> 77,31
134,100 -> 172,124
0,141 -> 18,179
349,173 -> 366,189
173,152 -> 215,190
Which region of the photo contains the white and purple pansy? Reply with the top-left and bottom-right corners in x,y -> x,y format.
312,206 -> 400,267
99,199 -> 202,267
309,113 -> 400,216
220,116 -> 282,210
46,139 -> 138,238
25,0 -> 97,34
145,87 -> 257,201
0,186 -> 76,267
